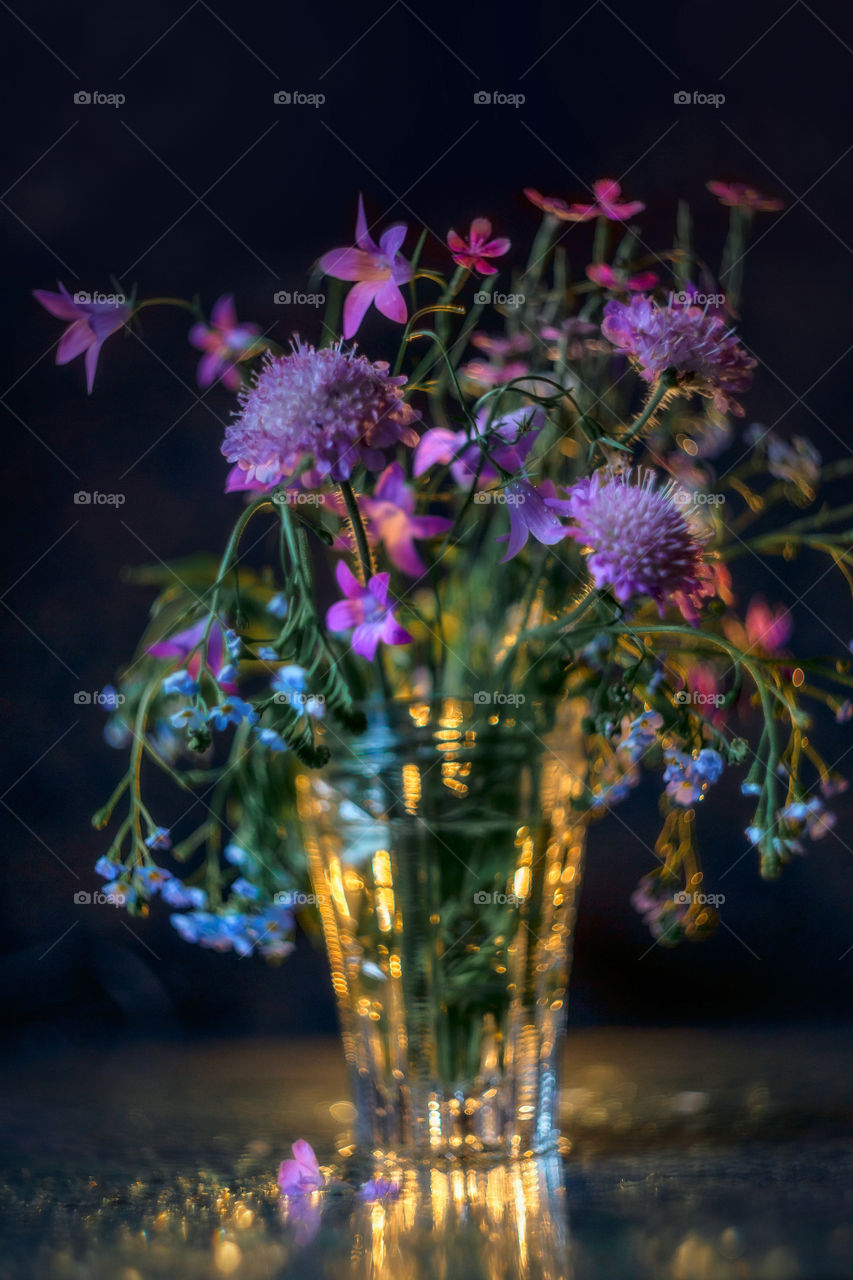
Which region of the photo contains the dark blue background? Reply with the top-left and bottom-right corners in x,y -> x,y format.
2,0 -> 852,1049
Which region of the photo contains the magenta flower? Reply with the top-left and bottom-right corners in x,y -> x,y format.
724,598 -> 792,656
188,294 -> 261,391
586,263 -> 658,292
525,179 -> 645,223
147,619 -> 237,691
707,181 -> 784,213
326,561 -> 413,660
601,295 -> 756,416
222,341 -> 419,489
496,478 -> 567,562
552,468 -> 714,623
447,217 -> 510,274
33,282 -> 131,393
278,1140 -> 323,1196
318,195 -> 413,339
413,406 -> 545,489
358,462 -> 451,576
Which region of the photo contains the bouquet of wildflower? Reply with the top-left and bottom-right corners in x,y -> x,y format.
37,177 -> 852,958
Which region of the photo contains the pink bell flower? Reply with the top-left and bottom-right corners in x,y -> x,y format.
33,282 -> 132,393
326,561 -> 413,660
447,217 -> 510,274
319,196 -> 413,338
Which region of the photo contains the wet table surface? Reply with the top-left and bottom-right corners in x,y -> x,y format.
1,1028 -> 852,1279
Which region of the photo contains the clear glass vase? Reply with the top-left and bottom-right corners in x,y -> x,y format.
297,697 -> 589,1160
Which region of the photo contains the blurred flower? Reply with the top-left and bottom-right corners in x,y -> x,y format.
223,341 -> 419,489
586,262 -> 658,292
724,597 -> 792,656
447,218 -> 510,274
496,478 -> 568,562
144,827 -> 172,851
553,468 -> 714,623
267,593 -> 289,619
602,295 -> 756,416
357,462 -> 452,576
232,877 -> 261,900
188,294 -> 261,390
413,406 -> 544,489
256,726 -> 288,751
278,1140 -> 323,1195
148,619 -> 237,692
170,705 -> 205,731
162,669 -> 199,697
136,864 -> 172,892
326,562 -> 413,661
707,181 -> 784,213
525,179 -> 644,222
95,856 -> 122,879
746,428 -> 822,498
631,871 -> 690,942
663,747 -> 723,805
161,879 -> 206,909
33,282 -> 131,393
319,195 -> 412,338
360,1177 -> 400,1201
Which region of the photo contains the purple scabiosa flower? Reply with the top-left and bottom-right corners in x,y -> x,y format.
222,341 -> 419,489
554,468 -> 714,623
707,181 -> 784,213
278,1140 -> 323,1196
525,179 -> 644,223
318,196 -> 413,339
447,217 -> 510,274
188,294 -> 261,391
33,282 -> 132,393
357,462 -> 452,576
413,406 -> 545,489
495,478 -> 568,562
326,562 -> 413,661
602,295 -> 756,416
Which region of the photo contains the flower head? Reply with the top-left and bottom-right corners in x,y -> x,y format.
447,218 -> 510,274
525,179 -> 644,223
148,619 -> 238,693
188,294 -> 261,390
33,282 -> 131,393
495,478 -> 567,562
707,181 -> 784,213
356,462 -> 452,576
319,196 -> 412,338
222,341 -> 419,489
602,295 -> 756,416
554,468 -> 714,623
724,597 -> 792,656
326,562 -> 413,661
586,262 -> 658,292
278,1140 -> 323,1196
207,696 -> 257,732
413,406 -> 544,489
